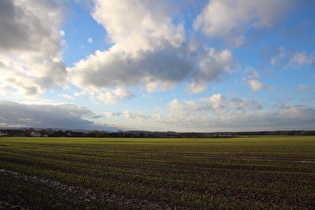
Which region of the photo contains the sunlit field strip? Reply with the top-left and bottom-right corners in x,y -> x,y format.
1,136 -> 314,209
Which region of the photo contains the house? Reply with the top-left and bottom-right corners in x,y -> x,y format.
30,131 -> 41,137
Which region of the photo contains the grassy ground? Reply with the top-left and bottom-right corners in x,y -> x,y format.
0,136 -> 314,209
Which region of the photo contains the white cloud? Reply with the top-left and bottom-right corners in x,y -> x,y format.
100,95 -> 315,132
69,46 -> 234,93
0,0 -> 66,97
194,0 -> 296,46
97,88 -> 134,105
92,0 -> 184,53
167,94 -> 262,119
200,93 -> 262,113
169,99 -> 184,111
60,94 -> 74,100
68,0 -> 234,94
87,37 -> 93,44
196,48 -> 233,82
230,98 -> 262,110
123,111 -> 133,119
0,0 -> 63,53
163,98 -> 314,131
243,69 -> 274,92
200,93 -> 227,113
290,52 -> 315,66
122,111 -> 150,122
185,82 -> 208,94
264,48 -> 315,68
248,80 -> 265,92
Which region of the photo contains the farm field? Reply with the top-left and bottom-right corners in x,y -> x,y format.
0,136 -> 314,209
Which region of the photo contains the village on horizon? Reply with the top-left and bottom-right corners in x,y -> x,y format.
1,128 -> 315,138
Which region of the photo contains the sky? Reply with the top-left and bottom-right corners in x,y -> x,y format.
0,0 -> 315,132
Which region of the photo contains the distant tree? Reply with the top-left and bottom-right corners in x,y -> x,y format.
87,130 -> 107,137
300,130 -> 315,136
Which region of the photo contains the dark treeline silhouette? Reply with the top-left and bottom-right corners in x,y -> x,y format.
1,128 -> 315,138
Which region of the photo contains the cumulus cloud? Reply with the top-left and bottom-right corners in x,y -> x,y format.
70,46 -> 234,93
0,0 -> 66,97
97,89 -> 134,105
194,0 -> 296,46
243,70 -> 274,92
229,98 -> 263,110
201,94 -> 262,113
101,94 -> 315,131
105,110 -> 150,122
163,94 -> 262,124
111,95 -> 315,131
166,94 -> 262,124
193,48 -> 233,83
0,0 -> 63,53
263,104 -> 315,128
248,80 -> 265,92
222,104 -> 315,131
263,47 -> 315,68
69,47 -> 187,91
164,97 -> 314,131
184,82 -> 208,94
200,94 -> 228,113
0,100 -> 117,130
68,0 -> 234,94
91,0 -> 185,53
289,51 -> 315,67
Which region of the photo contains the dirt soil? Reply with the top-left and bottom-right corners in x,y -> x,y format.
0,169 -> 186,209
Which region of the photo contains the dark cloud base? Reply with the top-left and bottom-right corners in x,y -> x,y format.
0,100 -> 118,132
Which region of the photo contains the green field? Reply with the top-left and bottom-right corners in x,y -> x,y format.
0,136 -> 314,209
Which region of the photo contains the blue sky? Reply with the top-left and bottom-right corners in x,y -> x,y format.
0,0 -> 315,132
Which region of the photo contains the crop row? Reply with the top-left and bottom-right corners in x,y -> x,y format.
0,137 -> 314,208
